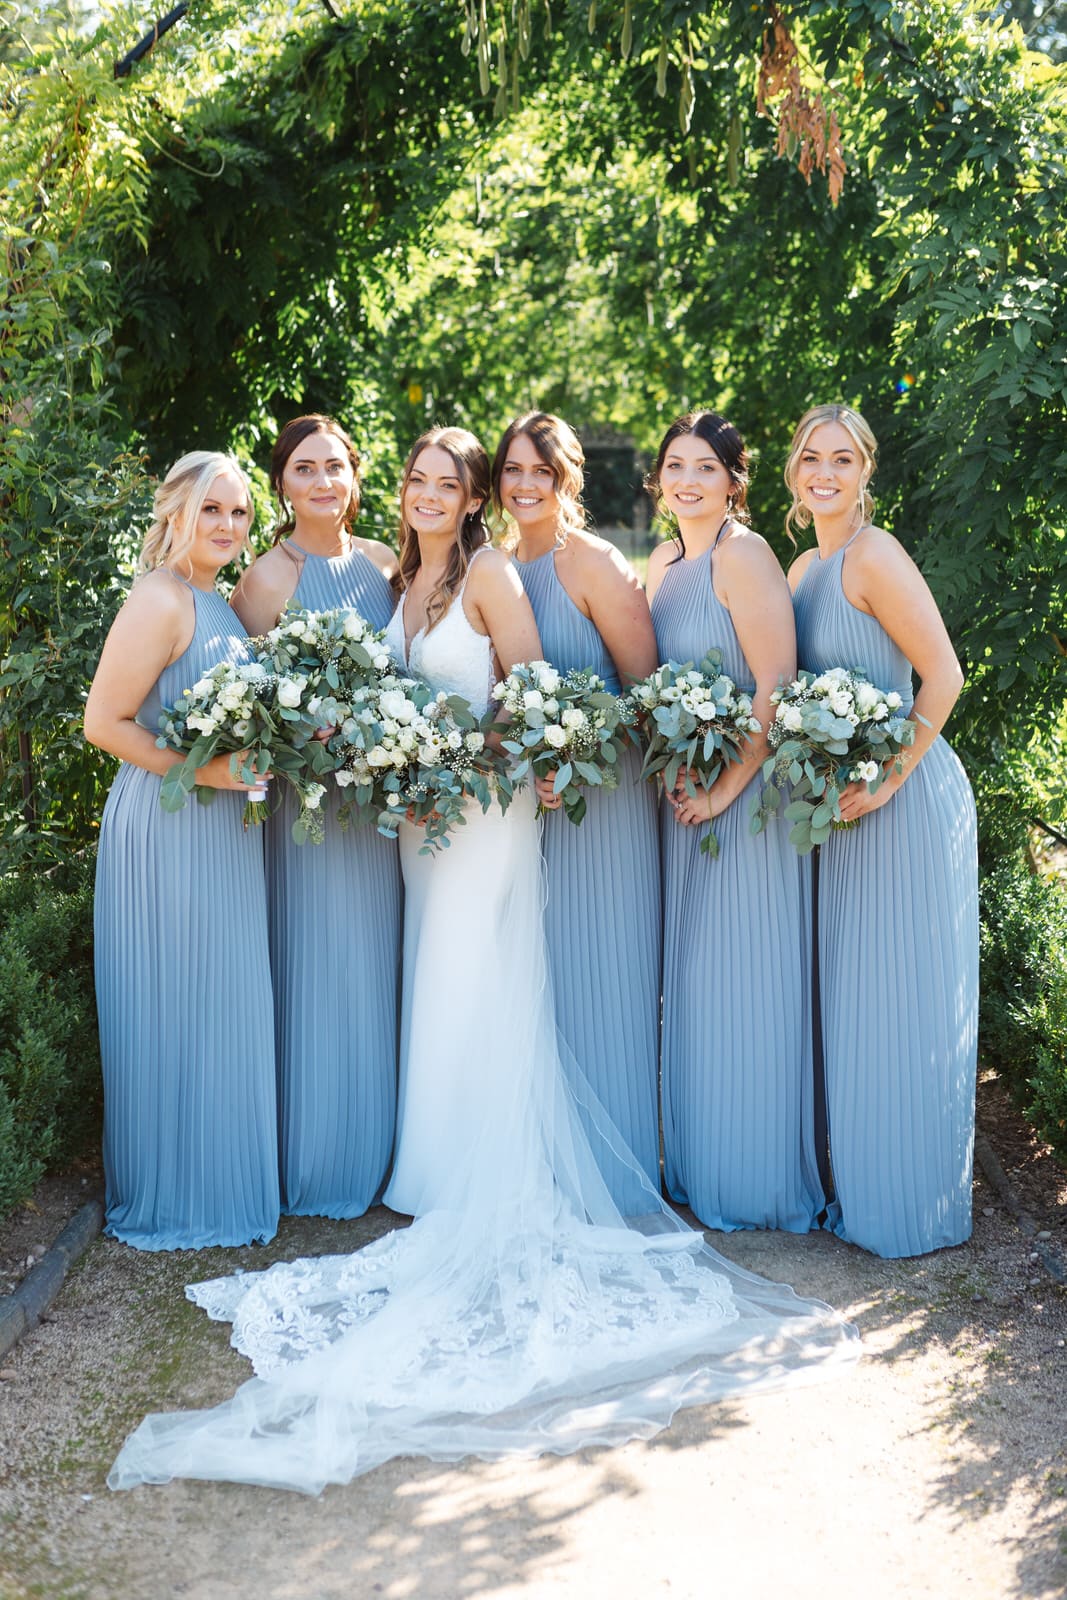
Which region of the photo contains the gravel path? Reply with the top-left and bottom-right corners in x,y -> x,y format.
1,1144 -> 1065,1600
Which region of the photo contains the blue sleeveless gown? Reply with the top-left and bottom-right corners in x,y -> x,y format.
793,540 -> 978,1257
651,547 -> 824,1233
95,581 -> 279,1250
265,543 -> 401,1219
515,551 -> 661,1211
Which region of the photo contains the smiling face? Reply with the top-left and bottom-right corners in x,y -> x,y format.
497,432 -> 561,538
280,428 -> 358,535
178,469 -> 251,583
793,421 -> 869,527
658,433 -> 736,530
402,444 -> 482,545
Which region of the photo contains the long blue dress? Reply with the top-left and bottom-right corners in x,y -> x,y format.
515,550 -> 661,1212
651,540 -> 824,1233
266,541 -> 401,1219
793,535 -> 978,1258
95,578 -> 279,1250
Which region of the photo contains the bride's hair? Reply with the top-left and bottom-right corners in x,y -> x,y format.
137,451 -> 253,576
490,412 -> 587,552
397,427 -> 491,633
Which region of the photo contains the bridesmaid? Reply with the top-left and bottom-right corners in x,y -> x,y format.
786,403 -> 978,1257
647,411 -> 824,1233
491,414 -> 662,1211
231,415 -> 401,1219
85,451 -> 279,1250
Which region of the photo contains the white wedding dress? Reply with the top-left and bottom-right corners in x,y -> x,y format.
109,559 -> 859,1496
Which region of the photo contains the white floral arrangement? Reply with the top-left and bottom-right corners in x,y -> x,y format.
489,660 -> 633,826
157,658 -> 327,835
334,673 -> 503,853
628,649 -> 760,859
753,666 -> 920,853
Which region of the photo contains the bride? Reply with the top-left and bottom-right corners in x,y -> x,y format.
109,428 -> 859,1497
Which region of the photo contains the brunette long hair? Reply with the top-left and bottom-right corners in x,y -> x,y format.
269,414 -> 362,544
647,410 -> 750,561
490,412 -> 587,550
397,427 -> 491,633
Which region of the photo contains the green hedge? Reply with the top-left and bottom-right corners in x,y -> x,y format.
980,860 -> 1067,1164
0,856 -> 101,1220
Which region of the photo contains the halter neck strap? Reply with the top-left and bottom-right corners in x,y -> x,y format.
284,536 -> 352,559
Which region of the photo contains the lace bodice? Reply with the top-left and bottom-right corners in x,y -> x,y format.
385,551 -> 495,717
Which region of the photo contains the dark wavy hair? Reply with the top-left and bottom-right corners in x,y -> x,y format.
646,410 -> 750,560
397,427 -> 491,634
269,414 -> 362,544
490,412 -> 587,550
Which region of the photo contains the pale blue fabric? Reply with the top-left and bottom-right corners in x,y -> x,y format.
266,543 -> 401,1218
95,581 -> 279,1250
793,539 -> 978,1257
651,547 -> 823,1233
514,551 -> 661,1212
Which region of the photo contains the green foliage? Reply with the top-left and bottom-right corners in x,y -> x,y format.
0,856 -> 100,1220
979,860 -> 1067,1162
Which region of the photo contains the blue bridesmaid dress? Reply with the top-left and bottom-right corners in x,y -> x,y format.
95,579 -> 279,1250
793,534 -> 978,1257
266,541 -> 401,1218
515,551 -> 661,1211
651,538 -> 824,1233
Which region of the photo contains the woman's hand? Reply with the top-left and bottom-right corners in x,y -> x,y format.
534,772 -> 562,811
836,771 -> 900,823
195,752 -> 272,793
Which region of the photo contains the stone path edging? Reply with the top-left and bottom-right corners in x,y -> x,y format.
0,1198 -> 104,1363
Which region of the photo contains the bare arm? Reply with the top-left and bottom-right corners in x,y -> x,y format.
836,528 -> 963,821
466,550 -> 543,673
576,541 -> 658,685
84,575 -> 265,791
231,547 -> 300,636
673,534 -> 795,825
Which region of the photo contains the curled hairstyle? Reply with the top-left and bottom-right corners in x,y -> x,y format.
783,403 -> 878,542
646,410 -> 750,561
137,451 -> 253,576
490,412 -> 587,550
398,427 -> 491,634
270,414 -> 362,544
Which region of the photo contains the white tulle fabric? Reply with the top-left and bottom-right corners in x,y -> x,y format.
108,563 -> 860,1497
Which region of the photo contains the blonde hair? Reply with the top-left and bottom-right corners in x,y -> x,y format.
490,412 -> 587,550
397,428 -> 491,634
783,404 -> 877,541
138,451 -> 253,576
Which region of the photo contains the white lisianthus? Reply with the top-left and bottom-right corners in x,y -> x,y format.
746,717 -> 762,734
186,711 -> 220,735
303,783 -> 326,810
871,703 -> 889,721
886,691 -> 903,709
191,676 -> 214,698
543,724 -> 568,749
846,712 -> 860,727
854,681 -> 880,714
829,691 -> 854,716
233,719 -> 251,739
398,729 -> 417,752
381,718 -> 399,738
853,760 -> 880,783
660,686 -> 681,702
686,670 -> 704,686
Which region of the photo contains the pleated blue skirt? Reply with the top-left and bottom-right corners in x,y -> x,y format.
540,742 -> 662,1212
266,784 -> 401,1217
96,764 -> 279,1250
818,738 -> 978,1257
660,769 -> 824,1233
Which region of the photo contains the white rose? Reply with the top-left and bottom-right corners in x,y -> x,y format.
277,676 -> 307,709
367,747 -> 392,768
781,706 -> 804,732
342,613 -> 364,639
543,698 -> 560,716
386,793 -> 403,807
447,730 -> 463,750
186,712 -> 218,735
379,690 -> 416,723
523,689 -> 544,712
382,718 -> 399,738
398,729 -> 417,752
854,682 -> 880,714
303,783 -> 326,810
465,731 -> 485,753
286,619 -> 305,637
871,703 -> 889,721
886,691 -> 903,709
373,653 -> 391,671
561,707 -> 586,729
335,769 -> 356,787
829,692 -> 853,716
191,676 -> 214,698
543,724 -> 568,749
238,662 -> 266,681
746,716 -> 762,734
536,665 -> 561,693
417,744 -> 439,764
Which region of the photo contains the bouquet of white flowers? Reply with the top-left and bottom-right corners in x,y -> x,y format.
628,649 -> 761,859
334,672 -> 504,853
753,666 -> 920,853
489,660 -> 633,827
157,658 -> 328,834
